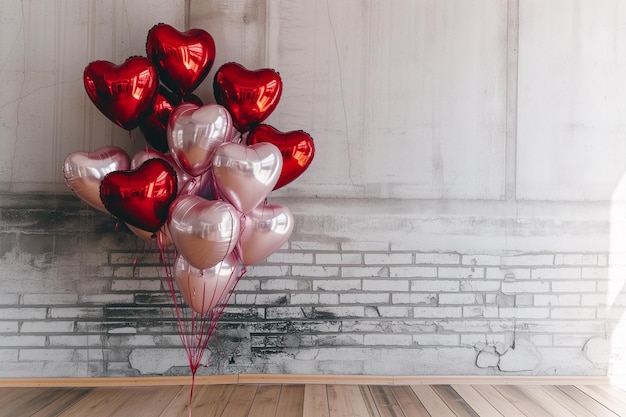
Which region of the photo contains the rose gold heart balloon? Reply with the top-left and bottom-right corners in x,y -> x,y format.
63,146 -> 130,212
167,195 -> 241,270
167,103 -> 235,177
212,142 -> 282,214
174,252 -> 240,315
125,223 -> 173,246
240,204 -> 294,265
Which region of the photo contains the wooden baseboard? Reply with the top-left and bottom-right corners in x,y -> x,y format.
0,374 -> 613,388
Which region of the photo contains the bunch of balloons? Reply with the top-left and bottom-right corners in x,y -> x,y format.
62,24 -> 315,378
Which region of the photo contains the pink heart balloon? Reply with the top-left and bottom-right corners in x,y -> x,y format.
174,252 -> 240,315
212,142 -> 282,214
126,223 -> 173,247
167,103 -> 235,177
167,195 -> 241,270
63,146 -> 130,212
240,204 -> 294,265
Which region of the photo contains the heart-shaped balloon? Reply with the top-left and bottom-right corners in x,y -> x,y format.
213,62 -> 282,133
139,87 -> 180,152
146,23 -> 216,96
247,124 -> 315,189
167,103 -> 235,177
167,195 -> 241,270
100,158 -> 178,232
126,223 -> 173,247
130,149 -> 192,193
240,204 -> 294,265
83,57 -> 158,130
212,142 -> 283,214
63,146 -> 131,213
174,252 -> 240,315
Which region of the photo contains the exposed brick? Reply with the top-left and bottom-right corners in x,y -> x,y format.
411,280 -> 459,292
364,334 -> 412,346
364,253 -> 412,265
313,306 -> 365,318
414,253 -> 460,265
391,293 -> 436,305
245,265 -> 290,277
339,293 -> 389,304
413,334 -> 459,346
550,308 -> 596,319
462,306 -> 499,318
111,279 -> 162,292
462,255 -> 500,266
531,268 -> 581,279
0,308 -> 47,320
501,254 -> 554,266
439,294 -> 481,305
1,336 -> 47,347
0,322 -> 19,333
499,307 -> 550,319
554,254 -> 598,266
534,294 -> 581,306
501,281 -> 549,294
341,266 -> 386,278
22,293 -> 79,305
460,280 -> 501,292
312,279 -> 361,292
362,279 -> 409,292
316,253 -> 362,265
20,321 -> 74,333
485,267 -> 531,280
551,281 -> 597,293
292,265 -> 339,277
266,252 -> 314,264
260,279 -> 306,291
413,307 -> 463,318
438,267 -> 485,279
390,266 -> 437,278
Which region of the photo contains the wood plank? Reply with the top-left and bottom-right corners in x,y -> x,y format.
275,384 -> 305,417
451,384 -> 504,417
158,384 -> 234,417
493,385 -> 553,417
327,384 -> 374,417
410,385 -> 455,417
389,386 -> 430,417
431,385 -> 480,417
219,384 -> 258,417
516,385 -> 578,417
0,387 -> 73,417
105,386 -> 183,417
30,388 -> 93,417
247,384 -> 281,417
536,385 -> 598,417
57,387 -> 139,417
358,386 -> 382,417
557,385 -> 619,417
368,385 -> 405,417
576,385 -> 626,416
594,385 -> 626,408
471,385 -> 526,417
303,384 -> 330,417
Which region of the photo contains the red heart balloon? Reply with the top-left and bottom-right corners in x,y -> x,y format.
139,87 -> 180,152
146,23 -> 216,96
213,62 -> 282,133
100,158 -> 178,232
247,124 -> 315,189
83,57 -> 158,130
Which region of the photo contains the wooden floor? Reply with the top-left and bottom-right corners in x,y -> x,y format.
1,383 -> 625,417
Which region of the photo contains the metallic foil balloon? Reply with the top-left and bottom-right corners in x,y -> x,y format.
167,103 -> 235,177
63,146 -> 130,213
213,62 -> 282,133
240,204 -> 294,265
167,195 -> 240,270
83,57 -> 158,130
130,149 -> 192,193
126,223 -> 173,246
173,253 -> 240,315
139,87 -> 180,152
146,23 -> 216,96
212,142 -> 282,214
100,159 -> 178,232
247,124 -> 315,190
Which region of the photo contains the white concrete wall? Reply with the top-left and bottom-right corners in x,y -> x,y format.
1,0 -> 626,379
